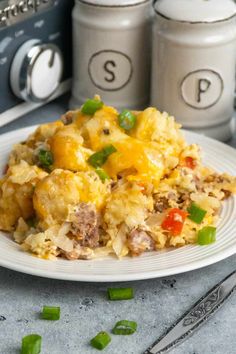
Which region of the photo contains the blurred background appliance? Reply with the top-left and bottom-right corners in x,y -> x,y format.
0,0 -> 74,127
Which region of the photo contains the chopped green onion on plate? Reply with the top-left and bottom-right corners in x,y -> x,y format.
95,168 -> 110,182
88,145 -> 117,168
38,150 -> 53,168
81,99 -> 103,115
198,226 -> 216,245
118,110 -> 137,130
187,203 -> 207,224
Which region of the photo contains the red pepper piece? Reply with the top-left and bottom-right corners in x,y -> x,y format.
161,208 -> 188,236
185,157 -> 196,169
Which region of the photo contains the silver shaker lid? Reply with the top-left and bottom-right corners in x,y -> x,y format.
79,0 -> 150,7
154,0 -> 236,23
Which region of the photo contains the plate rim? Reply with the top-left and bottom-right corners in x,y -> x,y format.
0,243 -> 235,282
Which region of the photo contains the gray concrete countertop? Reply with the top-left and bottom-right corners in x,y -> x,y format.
0,95 -> 235,354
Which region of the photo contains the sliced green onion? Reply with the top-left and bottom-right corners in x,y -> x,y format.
198,226 -> 216,245
118,110 -> 137,130
102,144 -> 117,157
81,99 -> 103,115
88,151 -> 106,168
21,334 -> 42,354
90,331 -> 111,350
26,217 -> 37,228
112,320 -> 137,335
95,168 -> 110,182
88,145 -> 117,168
38,150 -> 53,167
107,288 -> 134,301
41,306 -> 60,321
187,203 -> 207,224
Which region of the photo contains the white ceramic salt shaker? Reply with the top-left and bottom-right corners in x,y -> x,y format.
70,0 -> 152,110
151,0 -> 236,141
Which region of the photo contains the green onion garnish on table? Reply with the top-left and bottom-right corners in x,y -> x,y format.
118,110 -> 137,130
81,99 -> 103,115
90,331 -> 111,350
112,320 -> 137,335
198,226 -> 216,245
41,306 -> 60,321
21,334 -> 42,354
107,287 -> 134,301
187,203 -> 207,224
38,150 -> 54,168
88,145 -> 117,168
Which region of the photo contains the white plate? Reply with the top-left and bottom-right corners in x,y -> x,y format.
0,126 -> 235,282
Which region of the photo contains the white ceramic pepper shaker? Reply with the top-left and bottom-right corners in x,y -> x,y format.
151,0 -> 236,141
70,0 -> 152,110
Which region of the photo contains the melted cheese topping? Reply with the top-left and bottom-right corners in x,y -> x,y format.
104,138 -> 164,186
38,104 -> 185,189
75,105 -> 181,186
27,121 -> 64,148
33,169 -> 109,226
49,125 -> 92,172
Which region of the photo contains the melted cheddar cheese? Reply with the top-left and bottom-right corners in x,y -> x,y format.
49,125 -> 92,172
31,102 -> 187,190
1,97 -> 235,261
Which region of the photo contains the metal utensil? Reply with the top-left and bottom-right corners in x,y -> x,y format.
144,271 -> 236,354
